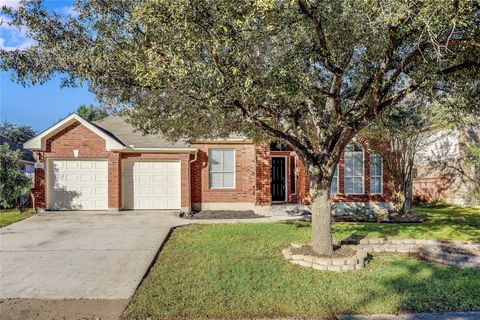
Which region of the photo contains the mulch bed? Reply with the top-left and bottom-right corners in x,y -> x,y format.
184,210 -> 265,220
440,245 -> 479,256
291,244 -> 357,258
333,214 -> 424,224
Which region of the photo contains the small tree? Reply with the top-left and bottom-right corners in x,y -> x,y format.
76,104 -> 109,122
1,0 -> 479,255
0,143 -> 32,210
363,102 -> 437,213
0,121 -> 35,144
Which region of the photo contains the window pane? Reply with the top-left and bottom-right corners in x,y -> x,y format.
345,156 -> 353,176
353,153 -> 363,176
209,150 -> 223,172
345,177 -> 354,194
353,177 -> 364,193
210,172 -> 223,188
330,181 -> 338,194
223,172 -> 235,188
370,177 -> 381,194
330,165 -> 338,194
223,150 -> 235,172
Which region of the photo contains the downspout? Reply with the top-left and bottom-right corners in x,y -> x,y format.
188,150 -> 198,214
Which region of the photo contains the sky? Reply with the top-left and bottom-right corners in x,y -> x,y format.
0,0 -> 97,132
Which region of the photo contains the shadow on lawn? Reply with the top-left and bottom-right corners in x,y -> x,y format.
339,255 -> 480,315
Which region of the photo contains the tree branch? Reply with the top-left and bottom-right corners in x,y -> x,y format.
297,0 -> 343,75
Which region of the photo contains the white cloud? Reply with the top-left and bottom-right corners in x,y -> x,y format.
0,15 -> 35,51
0,0 -> 21,10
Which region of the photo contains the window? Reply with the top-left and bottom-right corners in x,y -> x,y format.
330,164 -> 339,194
209,149 -> 235,188
370,153 -> 383,194
344,143 -> 364,194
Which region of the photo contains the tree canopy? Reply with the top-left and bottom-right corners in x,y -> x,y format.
1,0 -> 479,254
0,121 -> 36,144
76,104 -> 109,122
0,143 -> 31,209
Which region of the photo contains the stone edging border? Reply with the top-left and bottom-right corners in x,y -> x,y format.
283,238 -> 480,271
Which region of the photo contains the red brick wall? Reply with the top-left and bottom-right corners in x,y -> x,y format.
295,140 -> 394,205
31,152 -> 46,210
296,158 -> 311,204
255,143 -> 271,205
120,153 -> 191,208
108,152 -> 121,209
191,143 -> 256,204
44,121 -> 107,158
32,120 -> 109,210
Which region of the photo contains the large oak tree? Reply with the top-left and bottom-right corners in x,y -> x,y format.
1,0 -> 479,254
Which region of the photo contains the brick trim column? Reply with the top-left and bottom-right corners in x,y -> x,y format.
108,152 -> 121,211
255,143 -> 271,206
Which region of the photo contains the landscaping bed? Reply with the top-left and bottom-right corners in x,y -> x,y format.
183,210 -> 264,220
291,244 -> 356,258
333,213 -> 424,223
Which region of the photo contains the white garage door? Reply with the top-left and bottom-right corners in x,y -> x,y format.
48,160 -> 108,210
122,161 -> 181,210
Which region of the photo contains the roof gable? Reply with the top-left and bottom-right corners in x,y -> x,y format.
23,114 -> 124,151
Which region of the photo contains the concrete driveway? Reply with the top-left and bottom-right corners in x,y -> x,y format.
0,211 -> 186,300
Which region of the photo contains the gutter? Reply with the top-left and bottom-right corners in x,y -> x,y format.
188,151 -> 199,213
115,147 -> 198,154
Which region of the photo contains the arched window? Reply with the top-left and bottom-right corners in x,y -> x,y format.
344,143 -> 364,194
370,153 -> 383,194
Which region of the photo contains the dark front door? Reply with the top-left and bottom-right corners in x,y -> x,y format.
271,157 -> 286,201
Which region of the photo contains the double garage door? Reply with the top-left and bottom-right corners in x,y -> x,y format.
47,159 -> 181,210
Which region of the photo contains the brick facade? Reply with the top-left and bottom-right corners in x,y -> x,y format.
30,119 -> 393,212
191,142 -> 256,208
254,139 -> 394,206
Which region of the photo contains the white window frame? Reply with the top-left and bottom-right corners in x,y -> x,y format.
209,149 -> 236,189
370,153 -> 383,195
330,164 -> 339,194
344,143 -> 365,195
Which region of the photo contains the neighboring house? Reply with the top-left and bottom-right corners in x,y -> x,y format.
413,126 -> 480,205
24,114 -> 394,213
1,135 -> 35,174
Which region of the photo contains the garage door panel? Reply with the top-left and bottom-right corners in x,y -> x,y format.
48,160 -> 108,211
122,161 -> 180,210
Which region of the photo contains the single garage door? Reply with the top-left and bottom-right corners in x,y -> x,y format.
122,160 -> 181,210
48,159 -> 108,210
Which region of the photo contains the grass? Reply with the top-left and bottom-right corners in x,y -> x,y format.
0,209 -> 34,227
124,205 -> 480,319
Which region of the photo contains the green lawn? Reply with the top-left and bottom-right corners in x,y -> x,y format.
0,209 -> 34,227
124,205 -> 480,319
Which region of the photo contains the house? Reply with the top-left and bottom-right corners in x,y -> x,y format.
24,114 -> 394,213
413,126 -> 480,205
1,135 -> 35,174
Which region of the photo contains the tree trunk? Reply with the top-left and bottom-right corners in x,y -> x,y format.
310,179 -> 333,255
400,159 -> 414,214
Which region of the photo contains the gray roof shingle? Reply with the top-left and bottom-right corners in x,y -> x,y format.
94,116 -> 191,148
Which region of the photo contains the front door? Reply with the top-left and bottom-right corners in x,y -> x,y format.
271,157 -> 286,201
